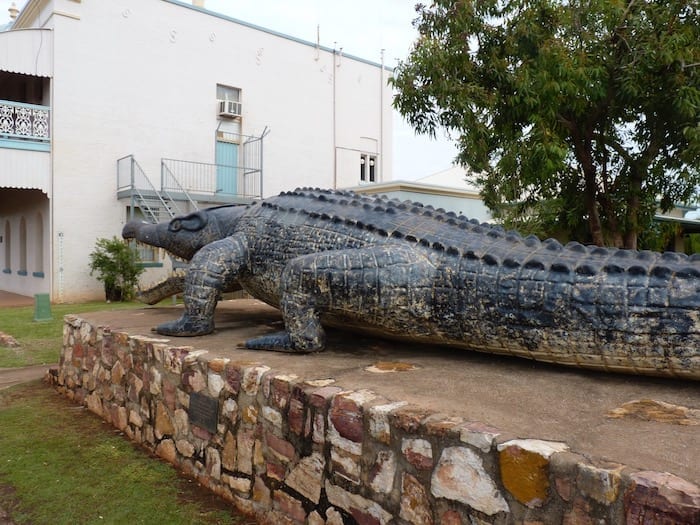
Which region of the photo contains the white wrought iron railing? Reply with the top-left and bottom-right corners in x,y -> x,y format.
0,100 -> 50,142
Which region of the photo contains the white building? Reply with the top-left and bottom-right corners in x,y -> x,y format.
0,0 -> 392,302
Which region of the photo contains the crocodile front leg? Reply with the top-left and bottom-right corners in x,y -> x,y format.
156,234 -> 249,336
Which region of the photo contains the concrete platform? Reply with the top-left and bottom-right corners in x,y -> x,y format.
77,298 -> 699,487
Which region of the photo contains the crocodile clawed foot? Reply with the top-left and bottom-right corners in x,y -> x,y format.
243,331 -> 315,353
154,315 -> 214,336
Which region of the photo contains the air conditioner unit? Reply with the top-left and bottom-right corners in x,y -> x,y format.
218,100 -> 242,118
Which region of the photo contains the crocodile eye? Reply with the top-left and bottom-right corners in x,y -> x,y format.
169,219 -> 182,232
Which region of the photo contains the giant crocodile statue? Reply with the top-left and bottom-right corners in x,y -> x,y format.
123,188 -> 700,380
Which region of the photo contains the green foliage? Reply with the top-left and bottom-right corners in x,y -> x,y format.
392,0 -> 700,248
685,233 -> 700,254
0,301 -> 142,367
89,237 -> 145,301
0,382 -> 252,524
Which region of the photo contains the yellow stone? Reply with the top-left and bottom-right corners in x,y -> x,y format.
499,445 -> 550,507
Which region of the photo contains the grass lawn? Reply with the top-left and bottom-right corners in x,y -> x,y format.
0,301 -> 147,368
0,380 -> 256,524
0,300 -> 257,524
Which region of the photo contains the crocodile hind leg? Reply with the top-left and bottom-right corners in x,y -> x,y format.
155,234 -> 249,336
245,245 -> 434,352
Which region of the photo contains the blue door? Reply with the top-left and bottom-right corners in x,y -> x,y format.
216,140 -> 238,195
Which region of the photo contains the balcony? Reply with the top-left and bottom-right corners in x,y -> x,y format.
0,99 -> 50,152
0,99 -> 51,193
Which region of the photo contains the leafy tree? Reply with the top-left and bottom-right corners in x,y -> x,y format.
89,237 -> 145,301
392,0 -> 700,248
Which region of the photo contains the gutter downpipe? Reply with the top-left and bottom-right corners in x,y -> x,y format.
332,47 -> 337,189
380,49 -> 385,183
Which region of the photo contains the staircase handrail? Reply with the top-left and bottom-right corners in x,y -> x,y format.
160,160 -> 199,213
118,154 -> 174,223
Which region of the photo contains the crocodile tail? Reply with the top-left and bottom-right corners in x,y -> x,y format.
136,271 -> 186,305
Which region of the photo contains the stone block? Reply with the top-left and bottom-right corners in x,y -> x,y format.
266,431 -> 296,464
309,385 -> 343,408
458,421 -> 501,453
431,446 -> 509,516
237,429 -> 255,475
253,476 -> 271,506
222,431 -> 237,471
263,406 -> 283,428
176,439 -> 196,458
155,402 -> 175,439
402,437 -> 433,470
207,370 -> 225,397
268,373 -> 297,410
242,365 -> 270,396
330,448 -> 361,484
497,439 -> 569,508
400,473 -> 434,525
329,391 -> 375,444
369,450 -> 396,495
206,447 -> 221,480
222,398 -> 239,425
576,462 -> 624,504
274,490 -> 307,523
390,404 -> 433,433
156,438 -> 177,464
288,390 -> 306,436
325,481 -> 392,525
368,401 -> 407,445
624,470 -> 700,524
285,452 -> 325,504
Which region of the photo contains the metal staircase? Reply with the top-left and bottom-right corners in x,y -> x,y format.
117,155 -> 192,223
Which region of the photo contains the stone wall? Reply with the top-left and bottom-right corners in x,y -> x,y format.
51,314 -> 700,524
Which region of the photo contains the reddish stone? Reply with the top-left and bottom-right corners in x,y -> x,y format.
288,396 -> 306,436
192,424 -> 212,440
349,507 -> 381,525
329,394 -> 364,443
274,490 -> 307,523
400,473 -> 434,524
440,510 -> 464,525
162,378 -> 176,412
266,431 -> 296,463
624,471 -> 700,524
390,405 -> 432,433
73,343 -> 85,359
266,461 -> 287,481
309,386 -> 342,408
224,364 -> 242,394
270,376 -> 292,410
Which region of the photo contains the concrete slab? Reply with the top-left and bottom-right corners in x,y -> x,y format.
78,298 -> 700,486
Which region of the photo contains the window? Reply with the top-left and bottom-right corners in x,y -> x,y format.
126,208 -> 158,264
360,154 -> 377,183
217,84 -> 241,103
217,84 -> 242,118
34,212 -> 44,277
18,217 -> 27,275
2,220 -> 10,273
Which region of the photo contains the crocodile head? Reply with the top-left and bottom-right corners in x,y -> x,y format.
122,205 -> 245,260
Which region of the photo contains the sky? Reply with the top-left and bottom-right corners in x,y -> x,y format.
0,0 -> 459,181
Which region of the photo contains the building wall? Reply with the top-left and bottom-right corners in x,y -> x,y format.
0,189 -> 50,297
8,0 -> 392,302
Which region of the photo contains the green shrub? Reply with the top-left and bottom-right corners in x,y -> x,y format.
89,237 -> 145,301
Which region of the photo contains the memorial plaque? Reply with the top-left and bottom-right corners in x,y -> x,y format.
189,392 -> 219,433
